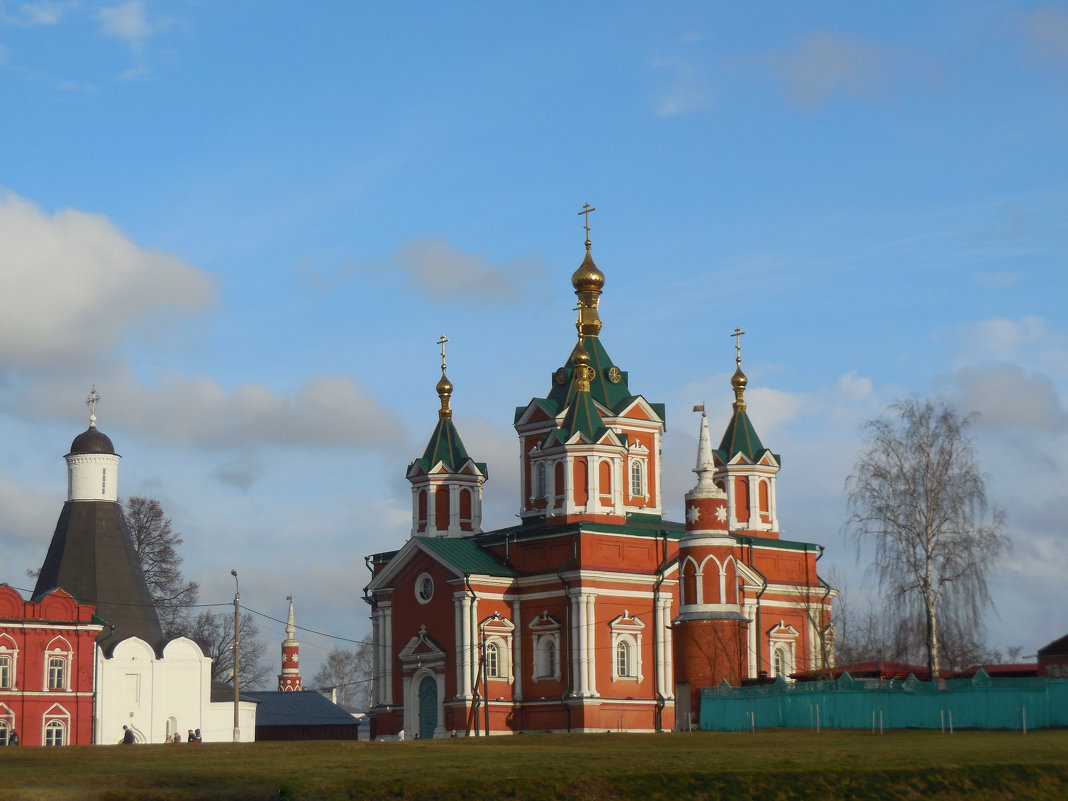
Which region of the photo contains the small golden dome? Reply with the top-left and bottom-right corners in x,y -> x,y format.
571,247 -> 605,292
571,340 -> 591,368
436,373 -> 453,396
731,366 -> 747,391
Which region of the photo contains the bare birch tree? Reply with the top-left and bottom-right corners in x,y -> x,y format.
845,399 -> 1007,679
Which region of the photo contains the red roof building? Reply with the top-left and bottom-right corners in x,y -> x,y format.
364,223 -> 833,738
0,585 -> 102,746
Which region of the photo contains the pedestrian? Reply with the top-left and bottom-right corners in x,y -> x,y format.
187,729 -> 195,742
194,728 -> 201,742
121,725 -> 135,745
7,730 -> 18,746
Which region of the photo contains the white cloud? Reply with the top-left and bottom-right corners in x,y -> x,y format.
97,1 -> 151,52
320,237 -> 548,307
0,2 -> 70,26
946,316 -> 1052,364
951,365 -> 1067,430
0,191 -> 215,370
770,32 -> 883,112
834,371 -> 873,402
651,59 -> 711,117
971,271 -> 1020,289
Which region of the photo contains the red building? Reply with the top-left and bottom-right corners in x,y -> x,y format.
0,584 -> 102,746
364,225 -> 833,738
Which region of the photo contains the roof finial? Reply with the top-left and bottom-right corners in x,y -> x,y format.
437,333 -> 449,375
85,385 -> 101,428
285,595 -> 296,638
571,204 -> 605,338
729,327 -> 748,412
435,334 -> 453,420
577,202 -> 597,249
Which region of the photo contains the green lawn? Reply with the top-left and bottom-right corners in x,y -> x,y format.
1,729 -> 1066,801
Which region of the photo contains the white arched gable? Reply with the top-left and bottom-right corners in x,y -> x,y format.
111,637 -> 156,661
161,637 -> 206,661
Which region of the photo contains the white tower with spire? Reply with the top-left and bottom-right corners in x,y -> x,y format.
65,385 -> 120,502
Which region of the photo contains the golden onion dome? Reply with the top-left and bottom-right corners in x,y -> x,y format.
571,247 -> 605,292
731,366 -> 747,391
571,340 -> 591,368
436,373 -> 453,396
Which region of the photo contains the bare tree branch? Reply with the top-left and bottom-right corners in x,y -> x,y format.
845,398 -> 1008,678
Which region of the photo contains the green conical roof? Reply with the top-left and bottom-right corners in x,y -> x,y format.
414,417 -> 486,476
716,408 -> 779,466
559,385 -> 606,440
546,336 -> 633,413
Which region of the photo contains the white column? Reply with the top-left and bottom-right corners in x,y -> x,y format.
661,597 -> 674,699
512,599 -> 523,700
569,590 -> 582,696
585,593 -> 597,696
371,611 -> 381,705
770,476 -> 779,529
454,595 -> 465,698
654,597 -> 664,701
426,483 -> 437,532
726,475 -> 737,528
459,594 -> 472,697
381,603 -> 393,705
468,595 -> 479,695
450,485 -> 460,533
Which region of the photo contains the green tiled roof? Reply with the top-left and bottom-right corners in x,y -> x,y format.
717,408 -> 779,466
560,387 -> 606,440
418,537 -> 515,577
545,337 -> 634,414
415,417 -> 486,476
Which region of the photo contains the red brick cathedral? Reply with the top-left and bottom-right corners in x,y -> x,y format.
365,224 -> 832,738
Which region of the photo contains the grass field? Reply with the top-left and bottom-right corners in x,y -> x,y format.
1,729 -> 1066,801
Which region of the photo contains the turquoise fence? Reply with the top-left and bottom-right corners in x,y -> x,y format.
699,671 -> 1068,731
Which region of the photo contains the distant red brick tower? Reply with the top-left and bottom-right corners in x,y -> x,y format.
673,407 -> 748,727
278,596 -> 302,691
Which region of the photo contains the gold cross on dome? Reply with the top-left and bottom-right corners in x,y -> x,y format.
729,327 -> 746,365
577,203 -> 597,242
437,333 -> 449,374
85,385 -> 101,421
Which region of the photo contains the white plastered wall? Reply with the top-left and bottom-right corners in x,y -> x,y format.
95,636 -> 257,743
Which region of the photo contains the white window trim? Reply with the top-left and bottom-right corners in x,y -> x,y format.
44,637 -> 72,693
609,611 -> 645,683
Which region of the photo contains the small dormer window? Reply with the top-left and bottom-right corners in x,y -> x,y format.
535,463 -> 547,499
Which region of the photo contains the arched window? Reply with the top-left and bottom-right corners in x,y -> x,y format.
553,463 -> 565,506
0,720 -> 9,746
45,720 -> 65,746
417,489 -> 428,531
459,488 -> 472,526
545,640 -> 556,677
484,641 -> 500,679
773,648 -> 786,678
434,486 -> 450,531
630,460 -> 644,497
682,561 -> 697,606
535,463 -> 547,499
0,655 -> 11,689
615,641 -> 631,678
47,656 -> 66,691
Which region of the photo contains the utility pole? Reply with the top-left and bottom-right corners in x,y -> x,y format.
231,569 -> 241,742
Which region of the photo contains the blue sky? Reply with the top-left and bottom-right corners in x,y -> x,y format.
2,1 -> 1066,681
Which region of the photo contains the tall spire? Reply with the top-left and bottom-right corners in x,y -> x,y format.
278,595 -> 302,691
572,203 -> 604,338
693,406 -> 716,490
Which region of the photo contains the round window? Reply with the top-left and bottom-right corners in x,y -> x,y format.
415,573 -> 434,604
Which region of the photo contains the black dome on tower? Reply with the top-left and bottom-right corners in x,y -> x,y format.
68,426 -> 116,456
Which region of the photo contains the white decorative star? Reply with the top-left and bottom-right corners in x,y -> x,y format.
715,506 -> 727,522
686,505 -> 700,523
